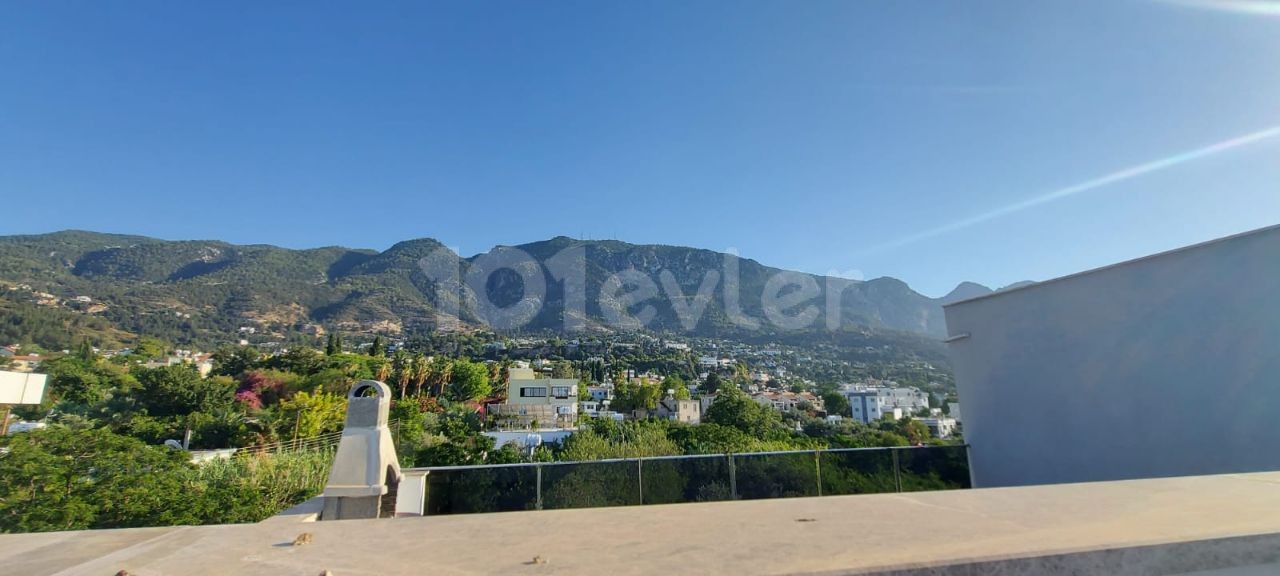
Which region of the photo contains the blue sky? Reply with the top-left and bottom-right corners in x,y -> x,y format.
2,1 -> 1278,296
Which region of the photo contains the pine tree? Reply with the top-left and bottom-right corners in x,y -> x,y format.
325,334 -> 337,356
76,340 -> 96,362
369,336 -> 385,357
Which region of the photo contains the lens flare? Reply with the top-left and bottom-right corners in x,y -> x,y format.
1158,0 -> 1280,16
861,124 -> 1280,255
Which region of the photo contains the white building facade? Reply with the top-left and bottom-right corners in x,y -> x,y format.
843,386 -> 930,424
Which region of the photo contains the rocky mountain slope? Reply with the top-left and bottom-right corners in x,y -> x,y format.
0,231 -> 1009,346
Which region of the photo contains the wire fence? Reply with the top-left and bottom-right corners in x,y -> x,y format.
231,420 -> 402,457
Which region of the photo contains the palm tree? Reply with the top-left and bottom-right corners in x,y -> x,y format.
411,353 -> 429,397
428,357 -> 453,397
392,350 -> 412,398
374,358 -> 392,382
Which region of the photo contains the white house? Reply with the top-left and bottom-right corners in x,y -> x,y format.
586,385 -> 613,402
844,385 -> 930,424
751,391 -> 819,413
920,417 -> 958,439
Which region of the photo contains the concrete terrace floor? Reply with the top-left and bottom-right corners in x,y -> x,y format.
6,472 -> 1280,576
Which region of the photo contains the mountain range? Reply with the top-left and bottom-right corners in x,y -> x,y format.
0,230 -> 1022,347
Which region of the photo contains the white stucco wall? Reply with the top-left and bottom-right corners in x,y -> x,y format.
944,225 -> 1280,488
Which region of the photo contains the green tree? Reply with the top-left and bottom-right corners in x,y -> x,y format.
132,365 -> 235,418
551,360 -> 575,379
266,347 -> 324,376
278,389 -> 347,438
211,345 -> 261,378
896,417 -> 931,445
369,336 -> 385,357
702,372 -> 722,394
558,421 -> 681,460
373,357 -> 392,382
0,427 -> 195,532
0,427 -> 335,533
304,368 -> 356,396
666,422 -> 756,453
425,357 -> 452,397
391,350 -> 412,398
703,386 -> 781,438
131,337 -> 168,361
612,380 -> 662,412
411,353 -> 429,397
445,358 -> 491,402
75,340 -> 96,362
44,358 -> 111,405
821,391 -> 851,417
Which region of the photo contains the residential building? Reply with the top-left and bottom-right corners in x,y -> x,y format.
579,400 -> 603,418
585,385 -> 613,402
750,391 -> 819,413
141,354 -> 214,378
847,389 -> 889,424
920,417 -> 958,439
843,385 -> 929,424
651,396 -> 702,424
699,394 -> 717,416
489,367 -> 579,429
8,355 -> 41,373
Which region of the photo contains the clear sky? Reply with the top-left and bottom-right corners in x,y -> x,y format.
2,1 -> 1278,296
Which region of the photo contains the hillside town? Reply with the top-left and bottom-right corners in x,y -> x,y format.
3,330 -> 961,447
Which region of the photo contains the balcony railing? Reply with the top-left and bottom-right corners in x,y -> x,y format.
403,444 -> 970,516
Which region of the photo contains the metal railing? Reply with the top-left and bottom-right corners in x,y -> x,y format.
226,419 -> 405,458
403,444 -> 970,516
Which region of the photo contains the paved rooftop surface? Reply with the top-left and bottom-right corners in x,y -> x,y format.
6,472 -> 1280,575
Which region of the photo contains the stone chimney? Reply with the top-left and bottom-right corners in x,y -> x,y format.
320,380 -> 401,520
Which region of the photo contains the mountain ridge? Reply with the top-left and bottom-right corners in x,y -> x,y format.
0,230 -> 1006,345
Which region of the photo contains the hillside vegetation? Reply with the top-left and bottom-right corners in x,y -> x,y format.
0,231 -> 994,352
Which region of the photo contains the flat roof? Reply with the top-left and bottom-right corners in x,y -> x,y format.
5,471 -> 1280,575
943,223 -> 1280,308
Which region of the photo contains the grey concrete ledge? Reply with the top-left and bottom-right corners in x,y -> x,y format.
5,472 -> 1280,575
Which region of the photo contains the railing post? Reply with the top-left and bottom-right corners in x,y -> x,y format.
637,457 -> 644,505
729,454 -> 738,500
536,464 -> 544,510
892,448 -> 903,493
814,450 -> 823,497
